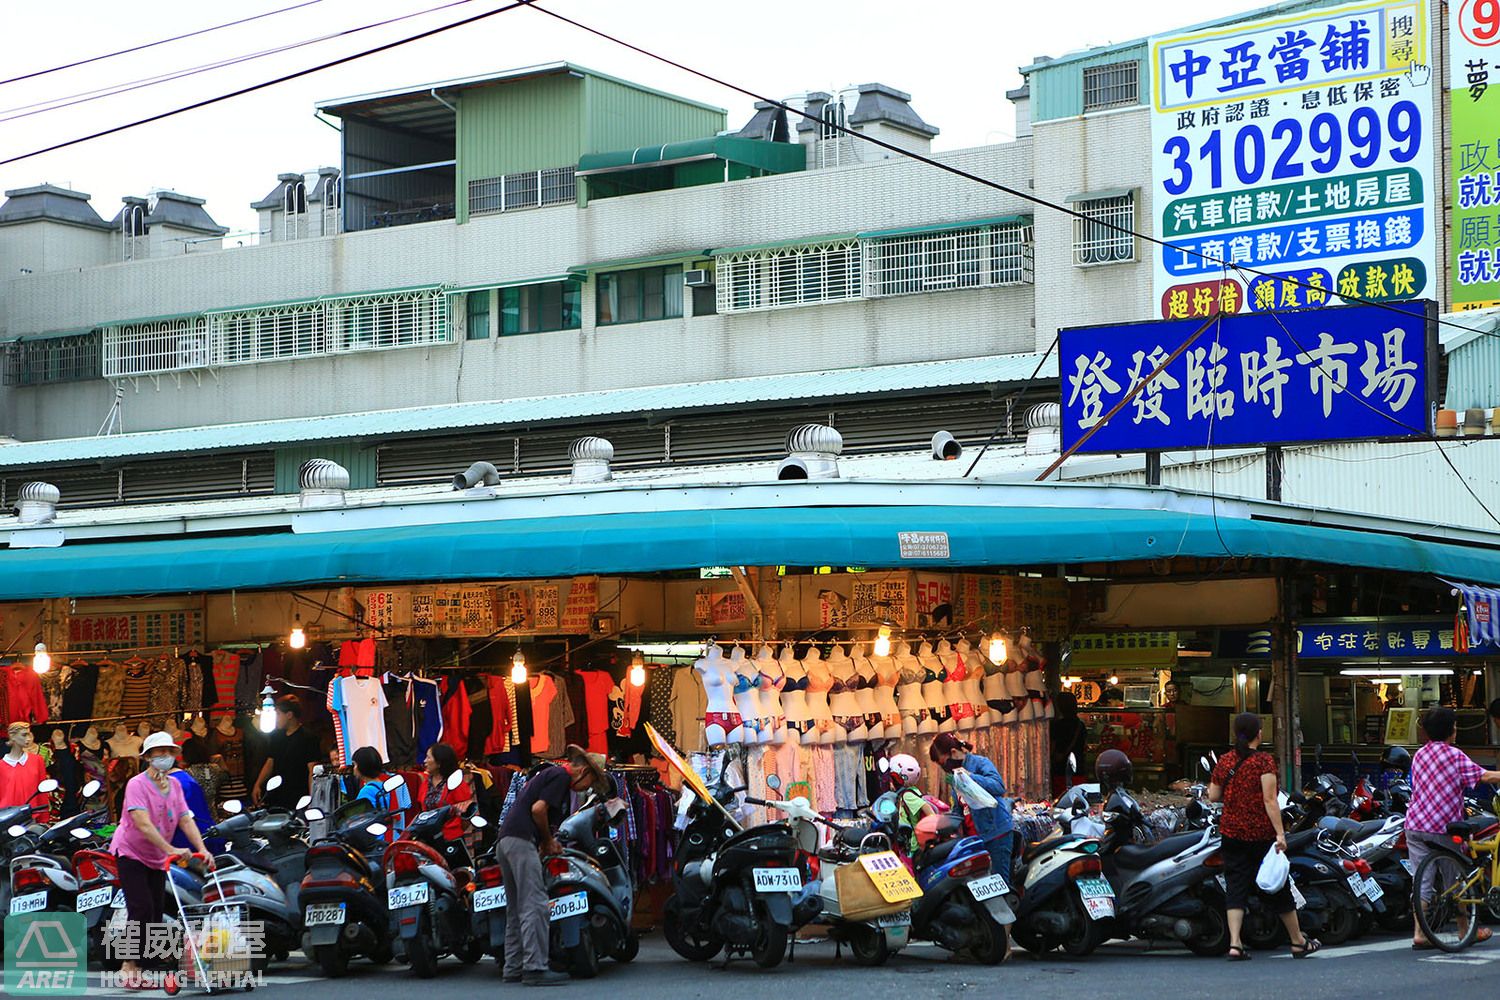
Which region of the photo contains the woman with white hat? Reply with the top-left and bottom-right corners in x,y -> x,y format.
110,731 -> 215,987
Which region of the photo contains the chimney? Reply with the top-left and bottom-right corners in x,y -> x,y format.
1024,403 -> 1061,456
298,458 -> 349,509
15,481 -> 60,525
777,424 -> 843,480
570,437 -> 614,484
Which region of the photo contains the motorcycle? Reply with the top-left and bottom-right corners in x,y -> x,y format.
385,773 -> 485,977
540,795 -> 640,978
1010,783 -> 1112,956
202,787 -> 313,967
298,774 -> 404,977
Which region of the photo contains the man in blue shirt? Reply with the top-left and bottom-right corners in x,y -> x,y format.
930,732 -> 1015,881
351,746 -> 412,842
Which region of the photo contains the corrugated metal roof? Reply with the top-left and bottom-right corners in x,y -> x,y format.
0,352 -> 1058,469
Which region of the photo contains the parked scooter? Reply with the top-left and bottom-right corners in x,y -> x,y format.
540,795 -> 640,978
202,785 -> 313,966
385,771 -> 485,977
1010,783 -> 1113,956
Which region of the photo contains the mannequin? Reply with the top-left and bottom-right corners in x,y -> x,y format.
917,642 -> 948,735
826,644 -> 863,743
75,726 -> 108,812
108,724 -> 143,759
850,644 -> 883,740
164,716 -> 184,742
869,639 -> 902,734
957,640 -> 989,728
696,643 -> 741,746
135,720 -> 151,739
190,715 -> 210,740
79,726 -> 103,752
753,644 -> 787,741
1002,657 -> 1028,725
777,645 -> 810,746
803,646 -> 836,745
894,640 -> 926,736
47,728 -> 80,815
728,645 -> 770,744
937,640 -> 975,731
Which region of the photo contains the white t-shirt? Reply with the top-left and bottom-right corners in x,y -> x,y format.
333,675 -> 388,763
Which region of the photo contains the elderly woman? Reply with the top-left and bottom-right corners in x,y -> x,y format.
111,732 -> 214,986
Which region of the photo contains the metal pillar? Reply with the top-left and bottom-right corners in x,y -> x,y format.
1272,578 -> 1301,789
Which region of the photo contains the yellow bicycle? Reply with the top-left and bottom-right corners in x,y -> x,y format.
1414,816 -> 1500,952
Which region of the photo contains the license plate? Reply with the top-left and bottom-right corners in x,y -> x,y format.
968,874 -> 1009,901
549,891 -> 588,922
9,891 -> 46,915
76,887 -> 114,911
111,890 -> 125,909
1362,877 -> 1384,902
1346,874 -> 1366,897
752,867 -> 803,892
876,910 -> 912,928
1076,877 -> 1114,900
1215,874 -> 1227,891
1400,859 -> 1414,876
305,903 -> 346,926
473,886 -> 508,913
388,882 -> 430,910
1082,896 -> 1115,920
1290,880 -> 1307,910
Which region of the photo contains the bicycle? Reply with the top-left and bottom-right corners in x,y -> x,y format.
1413,816 -> 1500,952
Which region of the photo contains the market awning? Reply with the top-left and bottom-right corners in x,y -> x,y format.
7,503 -> 1500,600
1442,578 -> 1500,649
576,136 -> 805,177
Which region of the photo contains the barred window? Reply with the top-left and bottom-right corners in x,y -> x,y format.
468,166 -> 576,216
2,332 -> 102,386
715,240 -> 863,314
864,223 -> 1033,297
1072,194 -> 1135,266
102,318 -> 209,377
1082,61 -> 1139,112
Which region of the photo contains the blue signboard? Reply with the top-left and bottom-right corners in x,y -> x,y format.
1218,619 -> 1466,659
1059,300 -> 1434,453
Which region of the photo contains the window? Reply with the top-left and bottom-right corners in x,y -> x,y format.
466,290 -> 492,340
596,267 -> 683,326
864,222 -> 1033,296
468,167 -> 576,216
715,241 -> 863,314
2,332 -> 102,386
1072,194 -> 1136,266
102,317 -> 209,377
1082,61 -> 1140,111
500,281 -> 581,335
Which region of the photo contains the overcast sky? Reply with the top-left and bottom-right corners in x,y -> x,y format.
0,0 -> 1257,237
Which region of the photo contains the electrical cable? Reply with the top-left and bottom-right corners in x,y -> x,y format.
961,333 -> 1057,478
0,0 -> 329,88
518,0 -> 1499,346
0,1 -> 527,169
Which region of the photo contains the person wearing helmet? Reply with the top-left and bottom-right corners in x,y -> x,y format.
1381,745 -> 1411,774
887,753 -> 934,854
1094,748 -> 1133,790
930,732 -> 1014,882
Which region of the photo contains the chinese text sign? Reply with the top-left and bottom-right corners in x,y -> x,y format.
1451,0 -> 1500,309
1060,301 -> 1434,452
1150,1 -> 1435,317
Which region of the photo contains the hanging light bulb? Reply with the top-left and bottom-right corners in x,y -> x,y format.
630,650 -> 647,688
31,642 -> 50,675
987,631 -> 1008,664
873,625 -> 892,658
257,685 -> 278,734
288,612 -> 306,650
511,650 -> 528,685
1108,675 -> 1119,686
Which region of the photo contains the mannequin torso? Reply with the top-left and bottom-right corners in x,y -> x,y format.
850,646 -> 882,739
729,647 -> 770,744
697,645 -> 740,746
107,725 -> 142,759
826,645 -> 860,743
778,646 -> 810,745
894,642 -> 925,735
753,644 -> 786,737
802,648 -> 836,744
917,642 -> 948,734
958,641 -> 989,728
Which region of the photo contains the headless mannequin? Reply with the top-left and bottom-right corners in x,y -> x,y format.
753,644 -> 786,741
779,646 -> 809,746
50,729 -> 66,750
729,646 -> 770,744
164,716 -> 184,742
869,641 -> 902,731
850,644 -> 882,740
937,640 -> 972,731
80,727 -> 103,752
696,644 -> 739,746
918,642 -> 948,734
895,641 -> 926,736
802,647 -> 836,745
215,715 -> 236,737
191,716 -> 210,740
957,640 -> 989,729
108,725 -> 142,758
827,644 -> 863,743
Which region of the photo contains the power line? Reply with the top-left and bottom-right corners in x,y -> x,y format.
0,0 -> 486,127
961,334 -> 1057,478
0,2 -> 526,169
0,0 -> 330,88
518,0 -> 1499,346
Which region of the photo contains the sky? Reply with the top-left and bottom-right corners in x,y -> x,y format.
0,0 -> 1260,237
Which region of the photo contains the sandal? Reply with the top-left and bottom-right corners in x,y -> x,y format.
1292,938 -> 1322,958
1227,945 -> 1251,961
1477,927 -> 1493,944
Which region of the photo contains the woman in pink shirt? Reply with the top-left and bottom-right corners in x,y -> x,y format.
110,732 -> 214,987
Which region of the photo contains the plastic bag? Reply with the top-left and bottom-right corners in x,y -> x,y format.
1256,843 -> 1289,892
952,768 -> 999,811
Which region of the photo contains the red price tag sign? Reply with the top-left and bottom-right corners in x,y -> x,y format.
1461,0 -> 1500,46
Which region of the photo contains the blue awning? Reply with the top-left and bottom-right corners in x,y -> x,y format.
1443,578 -> 1500,650
6,504 -> 1500,599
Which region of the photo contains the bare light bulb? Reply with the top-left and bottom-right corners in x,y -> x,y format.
288,613 -> 306,650
511,651 -> 527,685
1108,675 -> 1119,686
873,625 -> 892,658
31,643 -> 50,675
987,632 -> 1008,663
1237,672 -> 1248,686
629,651 -> 647,687
257,693 -> 277,734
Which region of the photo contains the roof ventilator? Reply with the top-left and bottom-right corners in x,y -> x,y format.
298,458 -> 349,509
1024,403 -> 1061,456
570,437 -> 614,484
931,430 -> 962,461
777,424 -> 843,480
15,481 -> 60,525
453,461 -> 501,490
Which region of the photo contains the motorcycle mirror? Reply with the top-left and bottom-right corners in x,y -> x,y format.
303,808 -> 323,821
295,795 -> 312,810
877,758 -> 890,774
446,769 -> 465,792
766,774 -> 782,792
1067,752 -> 1077,774
6,825 -> 24,838
36,779 -> 59,794
470,814 -> 489,829
222,800 -> 243,815
266,776 -> 283,792
1199,756 -> 1211,775
383,774 -> 406,793
80,780 -> 101,799
70,827 -> 91,840
367,823 -> 388,838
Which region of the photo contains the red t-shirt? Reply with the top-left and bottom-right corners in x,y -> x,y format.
1212,749 -> 1277,841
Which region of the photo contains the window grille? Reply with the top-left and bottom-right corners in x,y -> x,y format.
864,223 -> 1033,297
504,172 -> 539,210
1072,194 -> 1136,266
282,181 -> 309,241
715,240 -> 863,314
468,166 -> 576,217
1082,61 -> 1140,111
2,332 -> 102,386
102,317 -> 209,377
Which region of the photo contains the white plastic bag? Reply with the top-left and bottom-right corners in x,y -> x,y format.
1256,844 -> 1289,893
952,768 -> 999,811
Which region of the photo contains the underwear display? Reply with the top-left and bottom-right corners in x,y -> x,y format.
704,711 -> 743,732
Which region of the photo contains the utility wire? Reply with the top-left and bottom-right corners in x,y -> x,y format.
0,0 -> 329,88
0,0 -> 486,126
519,0 -> 1498,345
0,1 -> 526,168
961,334 -> 1058,478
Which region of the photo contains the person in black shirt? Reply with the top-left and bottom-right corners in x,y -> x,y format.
252,696 -> 319,809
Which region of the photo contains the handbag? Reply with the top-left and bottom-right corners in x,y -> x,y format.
1257,843 -> 1290,892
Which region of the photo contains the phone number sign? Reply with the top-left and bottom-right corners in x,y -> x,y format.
1149,0 -> 1435,318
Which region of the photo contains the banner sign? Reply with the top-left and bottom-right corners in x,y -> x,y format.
1150,0 -> 1435,316
1451,0 -> 1500,309
1060,300 -> 1435,452
1296,618 -> 1461,657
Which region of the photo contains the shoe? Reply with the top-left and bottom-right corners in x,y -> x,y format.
503,973 -> 523,983
522,970 -> 571,987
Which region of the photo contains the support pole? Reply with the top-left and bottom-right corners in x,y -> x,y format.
1272,577 -> 1301,790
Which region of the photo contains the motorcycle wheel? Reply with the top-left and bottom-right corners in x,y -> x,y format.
1243,908 -> 1285,950
407,915 -> 439,979
456,939 -> 485,965
1060,902 -> 1105,958
663,897 -> 722,962
314,945 -> 349,978
971,909 -> 1010,965
570,924 -> 599,980
749,906 -> 788,969
1183,903 -> 1230,957
848,926 -> 890,967
1011,926 -> 1051,954
1320,902 -> 1358,946
612,931 -> 640,963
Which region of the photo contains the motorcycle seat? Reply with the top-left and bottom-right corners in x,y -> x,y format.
1317,816 -> 1362,839
837,825 -> 871,848
1023,835 -> 1083,864
919,839 -> 961,867
1350,819 -> 1388,841
1113,831 -> 1201,870
1446,815 -> 1498,839
1284,829 -> 1319,853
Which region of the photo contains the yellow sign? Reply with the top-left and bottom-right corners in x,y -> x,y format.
644,724 -> 741,829
1384,708 -> 1418,745
857,851 -> 923,903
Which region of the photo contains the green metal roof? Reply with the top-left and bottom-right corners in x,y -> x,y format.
857,214 -> 1033,240
568,251 -> 710,275
443,275 -> 574,294
577,136 -> 805,177
712,232 -> 858,256
0,327 -> 92,345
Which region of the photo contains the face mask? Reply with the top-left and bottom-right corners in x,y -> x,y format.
149,755 -> 176,772
940,758 -> 962,773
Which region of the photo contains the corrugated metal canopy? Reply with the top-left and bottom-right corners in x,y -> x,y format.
0,353 -> 1057,469
576,136 -> 806,177
858,214 -> 1034,240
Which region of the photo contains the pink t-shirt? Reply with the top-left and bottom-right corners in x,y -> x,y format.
111,771 -> 190,868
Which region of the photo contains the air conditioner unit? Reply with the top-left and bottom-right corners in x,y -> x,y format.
683,268 -> 714,287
